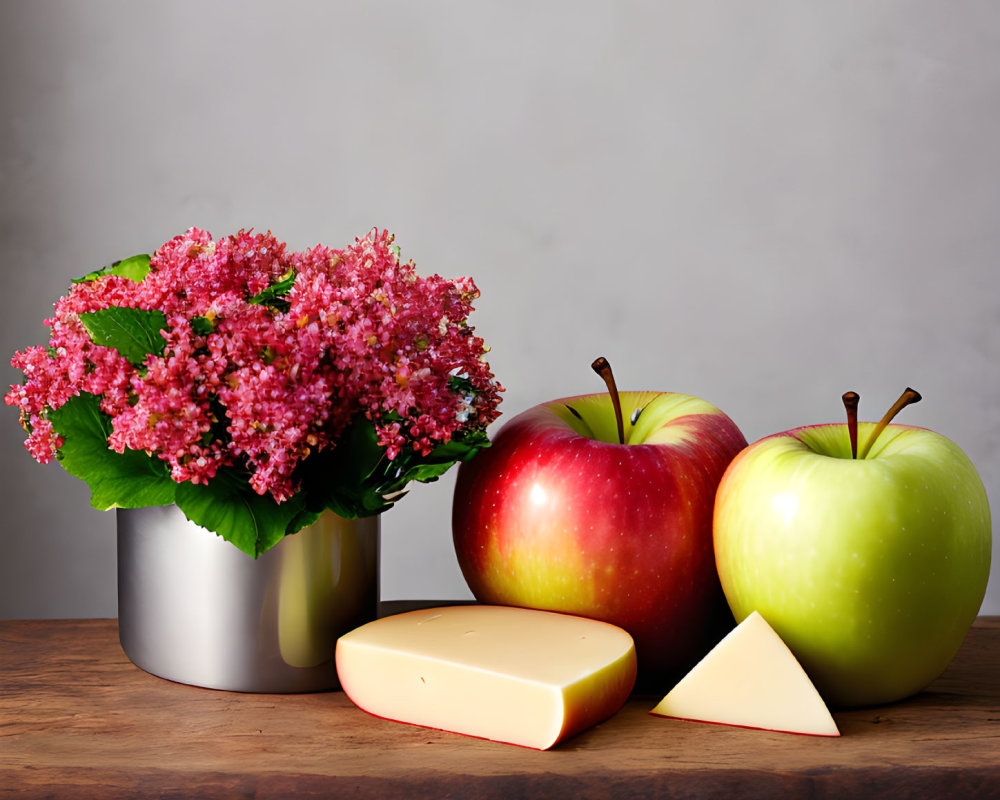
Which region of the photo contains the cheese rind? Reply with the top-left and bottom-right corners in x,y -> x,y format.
335,605 -> 637,749
650,610 -> 840,737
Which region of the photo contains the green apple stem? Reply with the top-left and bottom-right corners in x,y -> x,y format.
858,387 -> 922,459
842,391 -> 860,459
591,357 -> 625,445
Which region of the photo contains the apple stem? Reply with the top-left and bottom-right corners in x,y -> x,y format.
591,357 -> 625,444
842,391 -> 860,459
858,387 -> 922,459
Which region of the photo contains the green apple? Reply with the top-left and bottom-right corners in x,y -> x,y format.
714,390 -> 991,707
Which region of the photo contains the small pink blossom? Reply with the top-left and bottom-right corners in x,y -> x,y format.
5,227 -> 503,503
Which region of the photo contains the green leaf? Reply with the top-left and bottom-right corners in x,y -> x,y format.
286,507 -> 322,536
373,427 -> 491,497
295,416 -> 492,520
190,315 -> 214,336
448,374 -> 476,395
175,469 -> 312,558
248,270 -> 296,313
73,254 -> 151,284
297,416 -> 392,519
79,307 -> 168,366
48,392 -> 176,510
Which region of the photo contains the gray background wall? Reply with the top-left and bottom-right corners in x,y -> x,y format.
1,0 -> 997,618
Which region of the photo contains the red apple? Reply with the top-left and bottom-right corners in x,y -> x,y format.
452,359 -> 748,677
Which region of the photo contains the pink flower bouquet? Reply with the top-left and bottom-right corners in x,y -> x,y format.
6,227 -> 503,556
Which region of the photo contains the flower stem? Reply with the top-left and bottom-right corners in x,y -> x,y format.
591,357 -> 625,445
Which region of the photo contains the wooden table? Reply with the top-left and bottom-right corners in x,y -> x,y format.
1,614 -> 998,799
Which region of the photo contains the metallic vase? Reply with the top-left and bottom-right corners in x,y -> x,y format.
117,505 -> 379,693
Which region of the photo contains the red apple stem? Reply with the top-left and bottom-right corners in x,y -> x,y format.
842,391 -> 860,459
858,387 -> 922,459
591,357 -> 625,445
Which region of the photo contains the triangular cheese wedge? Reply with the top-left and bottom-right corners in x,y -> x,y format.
650,610 -> 839,736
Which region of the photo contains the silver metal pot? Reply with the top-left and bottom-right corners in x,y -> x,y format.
117,505 -> 379,692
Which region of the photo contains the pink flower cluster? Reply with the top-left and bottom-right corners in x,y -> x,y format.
6,228 -> 502,503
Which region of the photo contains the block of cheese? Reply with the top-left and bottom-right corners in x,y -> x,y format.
650,610 -> 839,736
335,605 -> 637,749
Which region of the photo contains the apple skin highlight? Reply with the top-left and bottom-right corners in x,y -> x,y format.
714,421 -> 991,708
453,390 -> 748,677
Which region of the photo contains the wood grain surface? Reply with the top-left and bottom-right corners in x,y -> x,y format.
1,616 -> 998,799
